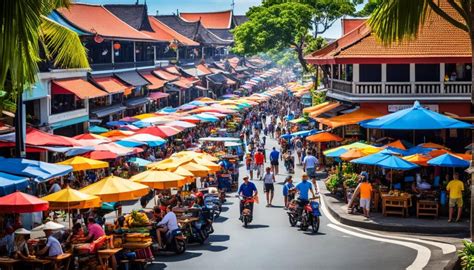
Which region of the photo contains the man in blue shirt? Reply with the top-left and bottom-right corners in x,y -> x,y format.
296,174 -> 316,206
238,176 -> 258,218
269,147 -> 280,175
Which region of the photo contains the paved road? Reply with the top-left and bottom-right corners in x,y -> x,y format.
139,134 -> 449,270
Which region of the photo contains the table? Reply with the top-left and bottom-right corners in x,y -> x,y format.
416,200 -> 439,218
382,194 -> 412,217
0,257 -> 19,270
21,257 -> 52,270
122,242 -> 152,249
98,248 -> 122,270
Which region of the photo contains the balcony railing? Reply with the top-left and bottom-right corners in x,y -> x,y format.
330,79 -> 471,98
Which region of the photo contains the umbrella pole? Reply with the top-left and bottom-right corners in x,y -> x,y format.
390,169 -> 393,190
413,130 -> 416,146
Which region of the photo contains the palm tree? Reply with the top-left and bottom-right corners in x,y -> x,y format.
368,0 -> 474,240
1,0 -> 89,157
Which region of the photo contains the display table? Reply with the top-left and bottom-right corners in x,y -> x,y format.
0,257 -> 19,270
382,194 -> 412,217
416,200 -> 439,218
122,242 -> 152,249
98,248 -> 122,270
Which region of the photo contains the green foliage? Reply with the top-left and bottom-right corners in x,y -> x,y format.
354,0 -> 381,17
311,89 -> 326,105
304,35 -> 327,55
344,174 -> 359,188
264,49 -> 299,68
232,2 -> 314,56
325,174 -> 342,192
458,240 -> 474,270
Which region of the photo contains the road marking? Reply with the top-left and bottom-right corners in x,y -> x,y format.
316,182 -> 456,254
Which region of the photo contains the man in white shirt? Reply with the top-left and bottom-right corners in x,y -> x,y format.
262,167 -> 276,207
156,205 -> 179,248
37,229 -> 63,257
303,151 -> 319,179
48,181 -> 61,194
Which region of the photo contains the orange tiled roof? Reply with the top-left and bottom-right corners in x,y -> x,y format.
141,74 -> 166,90
180,10 -> 232,29
342,18 -> 366,35
306,2 -> 470,64
196,64 -> 213,75
57,3 -> 155,41
92,77 -> 127,94
164,66 -> 182,76
53,78 -> 108,99
146,16 -> 199,46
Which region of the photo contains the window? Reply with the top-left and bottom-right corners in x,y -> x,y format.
113,41 -> 134,63
415,64 -> 439,81
360,64 -> 381,82
135,42 -> 155,62
387,64 -> 410,82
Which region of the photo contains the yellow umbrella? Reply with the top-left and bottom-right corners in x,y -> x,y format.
41,187 -> 102,210
192,157 -> 221,172
170,167 -> 195,183
56,156 -> 109,171
201,153 -> 219,162
181,162 -> 211,177
361,147 -> 382,155
172,151 -> 219,162
80,176 -> 149,202
130,170 -> 187,189
134,113 -> 157,120
147,156 -> 193,170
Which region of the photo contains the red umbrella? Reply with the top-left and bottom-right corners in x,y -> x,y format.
0,191 -> 49,213
84,150 -> 118,160
136,126 -> 181,138
26,128 -> 75,146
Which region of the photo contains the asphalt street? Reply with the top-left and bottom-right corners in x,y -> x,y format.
139,134 -> 446,270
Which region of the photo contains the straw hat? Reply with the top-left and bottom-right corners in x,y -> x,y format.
14,228 -> 31,235
32,221 -> 65,231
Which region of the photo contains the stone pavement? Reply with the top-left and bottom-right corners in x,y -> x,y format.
318,177 -> 469,236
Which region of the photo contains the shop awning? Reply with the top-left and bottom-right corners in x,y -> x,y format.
315,108 -> 384,128
171,78 -> 193,89
149,91 -> 169,100
303,102 -> 330,114
91,104 -> 127,118
207,73 -> 227,84
153,69 -> 179,81
140,73 -> 166,90
91,76 -> 127,94
308,102 -> 341,118
0,157 -> 73,182
115,71 -> 149,87
52,78 -> 108,99
195,85 -> 207,91
165,85 -> 180,93
125,97 -> 150,107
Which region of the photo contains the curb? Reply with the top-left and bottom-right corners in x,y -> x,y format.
319,182 -> 469,235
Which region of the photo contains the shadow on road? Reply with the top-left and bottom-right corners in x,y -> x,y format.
223,201 -> 234,205
214,216 -> 229,223
189,243 -> 229,252
303,231 -> 326,236
245,224 -> 270,229
157,251 -> 202,262
269,205 -> 285,209
148,262 -> 168,269
221,206 -> 230,212
208,234 -> 230,242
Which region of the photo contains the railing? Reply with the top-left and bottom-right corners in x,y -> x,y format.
329,79 -> 471,97
332,79 -> 352,93
90,61 -> 155,71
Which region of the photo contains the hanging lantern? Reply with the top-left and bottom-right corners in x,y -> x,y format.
113,42 -> 121,50
94,34 -> 104,44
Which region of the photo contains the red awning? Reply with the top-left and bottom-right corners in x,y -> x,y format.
26,128 -> 76,146
0,191 -> 49,213
149,91 -> 170,100
136,126 -> 181,138
141,74 -> 166,90
92,77 -> 127,94
153,69 -> 179,81
52,78 -> 108,99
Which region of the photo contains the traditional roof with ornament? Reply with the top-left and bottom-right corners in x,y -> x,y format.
55,3 -> 156,41
146,16 -> 199,46
305,2 -> 471,65
180,10 -> 233,29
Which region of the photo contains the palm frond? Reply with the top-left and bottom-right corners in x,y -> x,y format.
39,16 -> 89,69
368,0 -> 429,45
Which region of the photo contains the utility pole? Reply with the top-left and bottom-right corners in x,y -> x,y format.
231,0 -> 235,12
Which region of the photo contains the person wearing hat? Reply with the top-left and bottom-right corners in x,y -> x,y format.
37,223 -> 64,258
13,228 -> 31,260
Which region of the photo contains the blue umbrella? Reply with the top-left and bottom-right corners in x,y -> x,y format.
128,157 -> 151,167
195,113 -> 219,122
189,101 -> 207,107
361,101 -> 473,130
0,158 -> 72,182
427,153 -> 469,168
106,121 -> 127,127
376,155 -> 418,170
159,107 -> 178,113
132,121 -> 152,128
0,172 -> 29,196
381,147 -> 407,156
351,152 -> 392,166
325,148 -> 348,158
89,126 -> 108,134
404,146 -> 434,156
116,140 -> 147,148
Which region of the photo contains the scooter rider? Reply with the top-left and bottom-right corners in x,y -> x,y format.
238,176 -> 258,219
296,174 -> 316,213
155,205 -> 179,249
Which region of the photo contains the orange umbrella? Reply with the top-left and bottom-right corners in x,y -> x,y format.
306,132 -> 343,143
420,142 -> 449,149
452,153 -> 471,161
403,154 -> 430,166
429,149 -> 451,158
340,148 -> 366,161
385,140 -> 406,150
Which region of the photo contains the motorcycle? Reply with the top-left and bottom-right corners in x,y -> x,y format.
179,208 -> 212,245
151,227 -> 187,255
287,197 -> 321,233
204,193 -> 222,218
239,196 -> 254,227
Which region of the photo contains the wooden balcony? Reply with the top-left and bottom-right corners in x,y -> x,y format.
329,79 -> 471,101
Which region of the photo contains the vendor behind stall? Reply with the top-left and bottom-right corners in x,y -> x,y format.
13,228 -> 31,260
85,217 -> 105,242
37,225 -> 64,257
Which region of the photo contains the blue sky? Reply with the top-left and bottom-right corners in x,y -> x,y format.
78,0 -> 344,38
